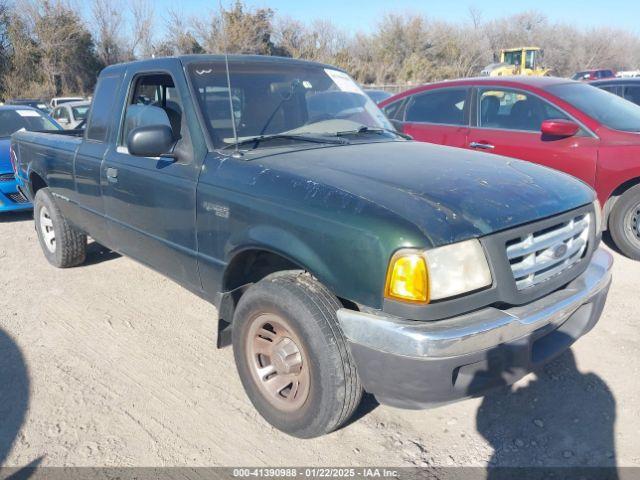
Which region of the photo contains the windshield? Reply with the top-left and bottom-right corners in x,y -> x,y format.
0,109 -> 59,138
72,106 -> 89,120
187,61 -> 394,149
547,83 -> 640,132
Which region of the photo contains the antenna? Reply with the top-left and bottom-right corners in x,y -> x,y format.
220,0 -> 242,158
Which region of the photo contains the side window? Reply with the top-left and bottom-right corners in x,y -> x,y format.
623,86 -> 640,106
52,108 -> 61,119
382,100 -> 404,120
405,88 -> 468,125
478,88 -> 569,132
525,50 -> 535,70
599,86 -> 618,95
121,73 -> 183,145
86,74 -> 122,142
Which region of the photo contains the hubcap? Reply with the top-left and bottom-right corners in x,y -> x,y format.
39,206 -> 56,253
632,205 -> 640,239
246,313 -> 310,412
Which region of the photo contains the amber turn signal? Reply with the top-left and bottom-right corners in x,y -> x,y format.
385,251 -> 429,303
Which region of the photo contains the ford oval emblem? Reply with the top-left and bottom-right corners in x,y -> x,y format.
552,243 -> 568,259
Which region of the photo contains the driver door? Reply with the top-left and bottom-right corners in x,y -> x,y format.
466,87 -> 599,187
102,67 -> 202,290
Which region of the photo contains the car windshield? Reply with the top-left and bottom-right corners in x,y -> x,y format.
0,109 -> 59,138
571,72 -> 589,80
72,106 -> 89,120
187,61 -> 395,149
548,82 -> 640,132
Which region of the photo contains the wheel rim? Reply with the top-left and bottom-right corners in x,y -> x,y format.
245,313 -> 310,412
631,204 -> 640,240
39,206 -> 56,253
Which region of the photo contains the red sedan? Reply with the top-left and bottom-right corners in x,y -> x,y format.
380,76 -> 640,259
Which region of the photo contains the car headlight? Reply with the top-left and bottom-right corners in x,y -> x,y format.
385,239 -> 492,304
593,199 -> 602,233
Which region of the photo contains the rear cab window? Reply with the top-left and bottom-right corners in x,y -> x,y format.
86,74 -> 123,142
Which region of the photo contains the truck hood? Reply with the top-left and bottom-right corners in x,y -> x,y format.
257,141 -> 595,246
0,138 -> 11,173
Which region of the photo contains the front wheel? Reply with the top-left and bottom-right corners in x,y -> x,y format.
232,271 -> 362,438
609,185 -> 640,260
34,188 -> 87,268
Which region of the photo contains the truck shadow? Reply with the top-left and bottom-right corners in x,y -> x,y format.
474,346 -> 617,476
0,328 -> 30,467
84,241 -> 121,266
0,211 -> 32,224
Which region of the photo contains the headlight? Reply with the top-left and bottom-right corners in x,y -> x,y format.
385,239 -> 492,304
593,199 -> 602,233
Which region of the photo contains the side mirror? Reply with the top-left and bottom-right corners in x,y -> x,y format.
127,124 -> 175,158
541,119 -> 580,138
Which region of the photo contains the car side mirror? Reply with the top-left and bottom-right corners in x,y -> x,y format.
541,119 -> 580,138
127,124 -> 175,158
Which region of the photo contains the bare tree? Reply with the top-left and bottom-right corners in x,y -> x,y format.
129,0 -> 154,59
91,0 -> 126,65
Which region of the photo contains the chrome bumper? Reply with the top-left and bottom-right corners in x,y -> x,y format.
337,248 -> 613,359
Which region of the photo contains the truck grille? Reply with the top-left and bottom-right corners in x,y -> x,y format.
0,173 -> 15,182
506,213 -> 591,290
5,191 -> 30,204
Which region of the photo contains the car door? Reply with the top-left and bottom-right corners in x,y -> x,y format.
466,86 -> 599,187
396,87 -> 471,149
102,67 -> 203,290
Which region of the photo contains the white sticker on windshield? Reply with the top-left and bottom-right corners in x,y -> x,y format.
324,69 -> 362,94
16,109 -> 41,117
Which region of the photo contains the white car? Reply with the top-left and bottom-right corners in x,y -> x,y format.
49,96 -> 85,109
51,101 -> 90,130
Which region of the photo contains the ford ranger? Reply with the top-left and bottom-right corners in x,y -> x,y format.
12,55 -> 613,438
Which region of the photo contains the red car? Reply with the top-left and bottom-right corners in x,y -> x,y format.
380,76 -> 640,259
571,69 -> 616,82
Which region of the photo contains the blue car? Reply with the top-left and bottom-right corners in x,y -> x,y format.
0,106 -> 61,212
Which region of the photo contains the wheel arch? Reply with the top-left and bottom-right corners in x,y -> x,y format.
603,176 -> 640,230
28,170 -> 48,198
215,233 -> 357,348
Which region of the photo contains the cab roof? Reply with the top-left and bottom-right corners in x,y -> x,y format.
103,54 -> 343,75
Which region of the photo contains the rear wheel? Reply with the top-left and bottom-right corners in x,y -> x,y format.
232,271 -> 362,438
34,188 -> 87,268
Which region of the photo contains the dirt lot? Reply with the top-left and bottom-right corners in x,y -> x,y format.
1,210 -> 639,468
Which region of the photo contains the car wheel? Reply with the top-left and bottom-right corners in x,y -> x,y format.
232,271 -> 362,438
34,188 -> 87,268
609,184 -> 640,260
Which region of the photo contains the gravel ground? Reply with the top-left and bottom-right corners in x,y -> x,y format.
1,210 -> 639,468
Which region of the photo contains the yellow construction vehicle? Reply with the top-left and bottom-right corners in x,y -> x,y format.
481,47 -> 550,77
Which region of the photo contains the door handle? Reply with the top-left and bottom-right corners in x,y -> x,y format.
469,142 -> 495,150
106,167 -> 118,183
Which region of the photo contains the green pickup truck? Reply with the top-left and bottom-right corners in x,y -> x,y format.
13,55 -> 612,438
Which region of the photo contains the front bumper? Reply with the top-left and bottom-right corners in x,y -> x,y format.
337,248 -> 613,409
0,175 -> 32,212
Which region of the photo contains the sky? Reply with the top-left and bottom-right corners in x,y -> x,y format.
155,0 -> 640,35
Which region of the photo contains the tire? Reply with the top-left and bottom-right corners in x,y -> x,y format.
609,184 -> 640,260
34,188 -> 87,268
232,271 -> 362,438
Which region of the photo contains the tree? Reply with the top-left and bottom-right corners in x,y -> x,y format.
14,0 -> 101,97
92,0 -> 127,65
194,1 -> 277,55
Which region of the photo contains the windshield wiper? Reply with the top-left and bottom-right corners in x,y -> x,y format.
223,133 -> 348,150
335,125 -> 412,140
